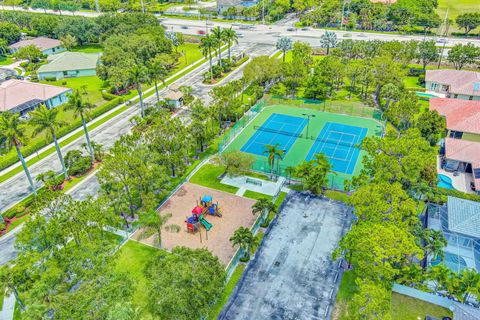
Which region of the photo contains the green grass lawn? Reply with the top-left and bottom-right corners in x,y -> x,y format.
71,44 -> 103,53
333,271 -> 453,320
0,55 -> 14,66
189,164 -> 239,193
174,42 -> 203,72
40,76 -> 107,106
208,263 -> 245,320
325,190 -> 350,203
437,0 -> 478,21
115,240 -> 164,316
243,190 -> 272,201
404,76 -> 424,91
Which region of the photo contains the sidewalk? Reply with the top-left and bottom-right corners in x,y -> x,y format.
1,292 -> 15,320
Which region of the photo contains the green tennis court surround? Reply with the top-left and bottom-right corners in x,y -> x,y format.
223,105 -> 384,190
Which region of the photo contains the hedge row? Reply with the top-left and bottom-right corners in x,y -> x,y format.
0,97 -> 124,171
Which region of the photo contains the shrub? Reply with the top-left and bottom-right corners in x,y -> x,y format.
101,90 -> 117,101
0,221 -> 6,231
418,74 -> 425,85
65,150 -> 92,176
239,256 -> 250,262
36,170 -> 64,190
44,76 -> 57,82
212,65 -> 223,78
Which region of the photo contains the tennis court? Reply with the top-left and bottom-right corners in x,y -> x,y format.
223,105 -> 384,189
240,113 -> 307,156
306,122 -> 368,174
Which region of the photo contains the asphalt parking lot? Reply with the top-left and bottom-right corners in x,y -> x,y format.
219,192 -> 351,320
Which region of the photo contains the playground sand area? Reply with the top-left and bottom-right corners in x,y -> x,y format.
133,182 -> 258,265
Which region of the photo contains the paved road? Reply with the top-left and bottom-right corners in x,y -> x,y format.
0,42 -> 274,265
1,5 -> 479,47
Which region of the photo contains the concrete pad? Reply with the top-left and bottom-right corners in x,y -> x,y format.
219,192 -> 351,320
221,175 -> 280,196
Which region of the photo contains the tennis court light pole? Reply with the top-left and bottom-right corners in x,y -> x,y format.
302,113 -> 316,138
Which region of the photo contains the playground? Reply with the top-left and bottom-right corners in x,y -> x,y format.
224,105 -> 384,188
133,183 -> 257,265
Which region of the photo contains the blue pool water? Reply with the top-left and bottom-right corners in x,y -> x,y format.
438,174 -> 454,190
430,252 -> 468,273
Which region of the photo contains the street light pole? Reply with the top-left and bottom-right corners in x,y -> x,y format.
302,113 -> 316,138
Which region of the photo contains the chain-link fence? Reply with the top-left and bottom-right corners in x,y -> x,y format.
266,95 -> 385,122
218,99 -> 265,152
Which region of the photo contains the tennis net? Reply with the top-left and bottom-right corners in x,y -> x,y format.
309,135 -> 361,149
253,125 -> 303,138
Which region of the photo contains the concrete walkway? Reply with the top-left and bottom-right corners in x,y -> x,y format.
1,292 -> 15,320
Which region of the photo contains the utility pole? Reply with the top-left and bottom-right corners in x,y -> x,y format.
262,0 -> 265,25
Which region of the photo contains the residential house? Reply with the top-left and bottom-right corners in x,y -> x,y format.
0,80 -> 71,115
8,37 -> 66,56
425,70 -> 480,101
426,196 -> 480,273
430,98 -> 480,193
216,0 -> 259,14
38,52 -> 101,80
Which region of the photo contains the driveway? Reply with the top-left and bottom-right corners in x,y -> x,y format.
219,192 -> 351,320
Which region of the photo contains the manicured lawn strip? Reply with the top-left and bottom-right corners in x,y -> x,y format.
403,76 -> 424,90
243,190 -> 272,201
0,55 -> 14,66
208,263 -> 246,320
189,164 -> 239,193
391,293 -> 453,320
13,301 -> 21,320
71,44 -> 103,53
325,190 -> 350,203
0,48 -> 207,184
115,240 -> 164,316
40,76 -> 107,105
334,270 -> 453,319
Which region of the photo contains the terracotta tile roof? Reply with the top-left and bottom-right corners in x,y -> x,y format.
9,37 -> 62,51
430,98 -> 480,134
444,138 -> 480,189
0,80 -> 70,112
426,70 -> 480,96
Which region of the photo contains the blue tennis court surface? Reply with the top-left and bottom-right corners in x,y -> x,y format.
306,122 -> 368,174
241,113 -> 307,156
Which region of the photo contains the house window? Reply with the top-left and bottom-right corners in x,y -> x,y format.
454,94 -> 458,99
449,131 -> 463,139
63,71 -> 68,76
52,48 -> 55,53
469,96 -> 473,100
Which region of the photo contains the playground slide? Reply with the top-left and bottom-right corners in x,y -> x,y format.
200,216 -> 213,231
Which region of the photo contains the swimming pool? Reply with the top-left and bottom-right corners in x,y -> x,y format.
416,92 -> 438,99
431,252 -> 468,273
438,174 -> 454,190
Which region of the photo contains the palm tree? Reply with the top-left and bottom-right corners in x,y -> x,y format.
200,35 -> 217,81
263,144 -> 284,177
148,57 -> 169,103
252,198 -> 277,223
211,26 -> 224,67
29,105 -> 68,179
223,27 -> 238,61
137,210 -> 180,249
422,229 -> 447,261
0,112 -> 36,195
128,65 -> 149,118
276,37 -> 292,62
459,269 -> 480,302
64,90 -> 94,159
229,226 -> 254,260
320,31 -> 337,55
